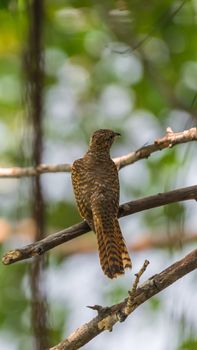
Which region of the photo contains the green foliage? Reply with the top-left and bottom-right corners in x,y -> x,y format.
104,283 -> 128,305
48,302 -> 69,347
178,339 -> 197,350
46,201 -> 81,229
148,296 -> 161,312
0,247 -> 28,335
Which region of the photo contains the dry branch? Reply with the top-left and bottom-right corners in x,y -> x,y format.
49,249 -> 197,350
2,184 -> 197,265
0,163 -> 71,178
49,231 -> 197,256
114,127 -> 197,169
0,127 -> 196,177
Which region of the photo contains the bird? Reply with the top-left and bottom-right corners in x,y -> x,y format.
71,129 -> 132,278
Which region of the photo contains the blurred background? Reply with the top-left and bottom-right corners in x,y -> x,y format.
0,1 -> 197,349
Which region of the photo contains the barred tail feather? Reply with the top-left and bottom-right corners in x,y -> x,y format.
113,219 -> 132,271
93,215 -> 132,278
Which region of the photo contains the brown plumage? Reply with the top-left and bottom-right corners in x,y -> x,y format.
71,129 -> 132,278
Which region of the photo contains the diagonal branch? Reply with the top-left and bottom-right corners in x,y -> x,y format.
2,184 -> 197,265
114,127 -> 197,170
0,127 -> 196,177
49,249 -> 197,350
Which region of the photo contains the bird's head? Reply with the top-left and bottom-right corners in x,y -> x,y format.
89,129 -> 121,153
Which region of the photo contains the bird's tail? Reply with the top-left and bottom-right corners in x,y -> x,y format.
94,217 -> 132,279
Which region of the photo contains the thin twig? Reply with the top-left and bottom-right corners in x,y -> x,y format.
118,260 -> 149,321
0,127 -> 196,177
2,184 -> 197,265
49,249 -> 197,350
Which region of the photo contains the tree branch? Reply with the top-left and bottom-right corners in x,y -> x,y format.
49,249 -> 197,350
46,231 -> 197,256
115,127 -> 197,170
2,184 -> 197,265
0,163 -> 72,178
0,127 -> 196,177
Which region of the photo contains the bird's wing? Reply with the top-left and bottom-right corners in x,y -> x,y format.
71,158 -> 93,228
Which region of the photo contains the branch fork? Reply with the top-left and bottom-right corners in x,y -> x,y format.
49,250 -> 197,350
120,259 -> 150,320
87,260 -> 150,332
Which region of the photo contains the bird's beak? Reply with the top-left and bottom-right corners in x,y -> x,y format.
114,132 -> 121,137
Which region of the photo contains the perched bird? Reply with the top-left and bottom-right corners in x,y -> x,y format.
71,129 -> 132,278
